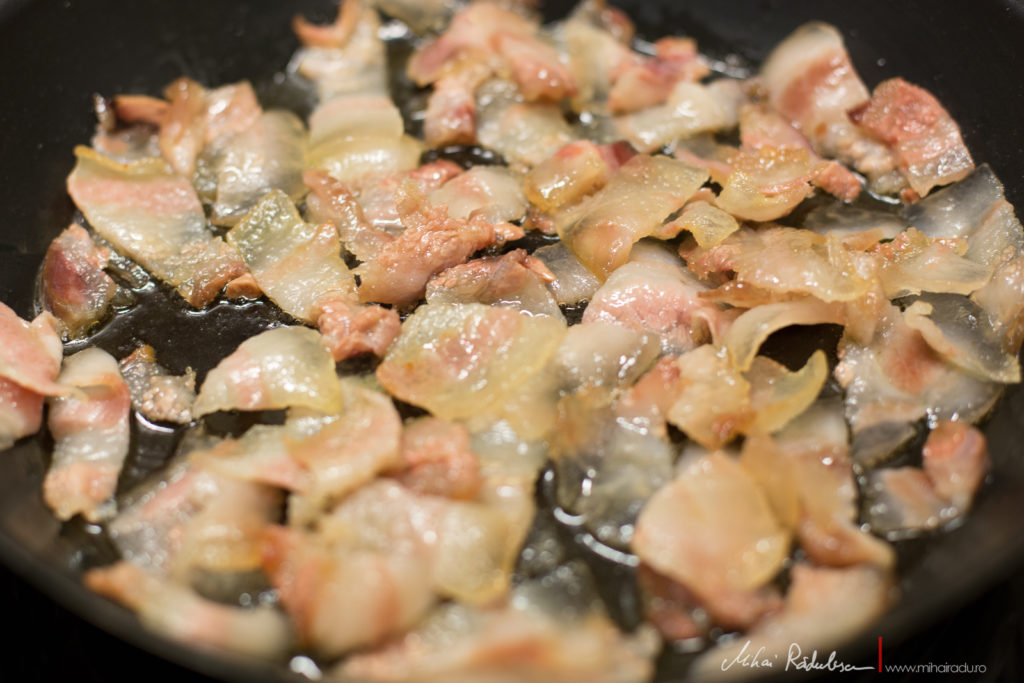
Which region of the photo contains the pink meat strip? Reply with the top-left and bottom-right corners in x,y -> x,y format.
44,348 -> 131,522
408,2 -> 575,102
392,418 -> 482,501
608,37 -> 709,113
40,224 -> 117,338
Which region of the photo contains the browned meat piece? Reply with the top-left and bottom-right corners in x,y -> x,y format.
356,185 -> 523,306
852,77 -> 975,196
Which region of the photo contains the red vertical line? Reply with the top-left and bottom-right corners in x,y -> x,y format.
878,636 -> 883,672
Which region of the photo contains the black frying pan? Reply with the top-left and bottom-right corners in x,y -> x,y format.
2,0 -> 1024,680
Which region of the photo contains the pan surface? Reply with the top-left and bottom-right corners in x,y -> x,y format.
1,0 -> 1024,680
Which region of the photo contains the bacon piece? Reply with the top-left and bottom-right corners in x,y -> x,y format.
44,348 -> 131,522
632,452 -> 790,625
495,31 -> 576,102
584,243 -> 732,354
665,345 -> 753,449
376,303 -> 565,422
356,185 -> 524,306
263,525 -> 434,658
761,23 -> 870,156
316,298 -> 401,361
67,147 -> 244,307
608,37 -> 709,113
394,418 -> 481,500
557,155 -> 708,279
292,4 -> 388,101
152,79 -> 264,179
158,77 -> 208,177
305,89 -> 425,187
277,482 -> 523,638
746,353 -> 830,436
467,419 -> 548,550
852,78 -> 974,197
866,467 -> 949,533
428,166 -> 528,224
422,63 -> 489,147
426,249 -> 562,318
723,297 -> 846,372
873,228 -> 992,299
285,380 -> 403,520
192,379 -> 401,523
867,421 -> 989,534
614,80 -> 743,153
323,480 -> 548,606
310,133 -> 424,187
761,23 -> 902,193
563,3 -> 640,111
0,379 -> 45,451
904,164 -> 1009,240
39,224 -> 117,339
303,168 -> 393,262
815,161 -> 864,201
338,588 -> 659,683
0,305 -> 66,400
109,458 -> 282,577
741,402 -> 895,568
716,145 -> 824,222
204,82 -> 263,143
685,227 -> 872,303
533,242 -> 602,306
348,160 -> 464,235
408,2 -> 575,102
86,561 -> 292,657
836,301 -> 1002,466
691,564 -> 893,677
118,345 -> 196,424
227,190 -> 398,361
658,200 -> 739,247
206,110 -> 307,226
308,94 -> 404,148
193,326 -> 343,416
223,272 -> 262,300
925,421 -> 989,507
111,95 -> 168,127
407,4 -> 505,85
304,89 -> 421,187
227,190 -> 356,323
617,355 -> 683,426
739,103 -> 862,201
902,295 -> 1020,384
476,79 -> 576,168
524,140 -> 621,212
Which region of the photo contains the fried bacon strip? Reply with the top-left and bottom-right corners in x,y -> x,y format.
44,348 -> 131,522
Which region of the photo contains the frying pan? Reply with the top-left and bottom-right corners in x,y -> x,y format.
1,0 -> 1023,680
